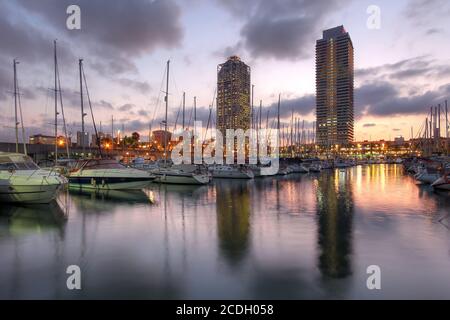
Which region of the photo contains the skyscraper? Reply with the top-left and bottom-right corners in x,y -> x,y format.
217,56 -> 251,135
316,26 -> 354,147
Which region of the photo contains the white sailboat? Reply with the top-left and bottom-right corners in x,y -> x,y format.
209,165 -> 254,179
151,60 -> 210,185
0,152 -> 68,204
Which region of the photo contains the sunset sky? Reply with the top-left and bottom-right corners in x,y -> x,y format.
0,0 -> 449,142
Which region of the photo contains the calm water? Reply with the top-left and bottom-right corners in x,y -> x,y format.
1,164 -> 450,299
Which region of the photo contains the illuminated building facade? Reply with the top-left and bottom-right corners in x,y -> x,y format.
316,26 -> 354,147
217,56 -> 251,135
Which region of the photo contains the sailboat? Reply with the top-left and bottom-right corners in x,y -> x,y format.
0,58 -> 68,204
152,60 -> 210,185
68,59 -> 155,190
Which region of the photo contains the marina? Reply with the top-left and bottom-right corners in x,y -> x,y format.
0,0 -> 450,305
1,164 -> 450,299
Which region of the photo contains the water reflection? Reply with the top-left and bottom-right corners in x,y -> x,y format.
316,169 -> 353,279
1,165 -> 450,299
215,180 -> 251,266
0,202 -> 67,238
69,189 -> 154,213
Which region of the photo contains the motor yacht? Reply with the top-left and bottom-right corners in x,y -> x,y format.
68,159 -> 155,190
0,152 -> 67,204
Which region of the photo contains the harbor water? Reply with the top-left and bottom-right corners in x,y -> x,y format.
1,164 -> 449,299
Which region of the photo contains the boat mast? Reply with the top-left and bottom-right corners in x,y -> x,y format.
13,59 -> 19,153
182,91 -> 185,130
251,84 -> 254,130
445,100 -> 448,156
54,40 -> 58,166
79,59 -> 85,155
164,60 -> 170,167
194,96 -> 197,123
277,94 -> 281,154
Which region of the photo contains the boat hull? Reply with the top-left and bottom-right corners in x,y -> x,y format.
415,173 -> 441,184
211,171 -> 253,179
154,173 -> 210,185
431,177 -> 450,191
0,183 -> 63,204
68,177 -> 153,190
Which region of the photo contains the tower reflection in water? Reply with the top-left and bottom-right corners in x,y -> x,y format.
215,180 -> 251,266
316,169 -> 354,279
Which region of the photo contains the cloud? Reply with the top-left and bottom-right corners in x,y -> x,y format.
118,103 -> 135,112
356,56 -> 450,84
95,100 -> 114,110
117,78 -> 151,95
363,123 -> 376,127
138,109 -> 149,117
356,81 -> 450,117
14,0 -> 184,75
217,0 -> 351,60
426,28 -> 443,35
404,0 -> 450,25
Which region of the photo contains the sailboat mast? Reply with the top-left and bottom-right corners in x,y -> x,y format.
79,59 -> 85,154
164,60 -> 170,166
111,115 -> 114,143
54,40 -> 58,165
446,100 -> 448,155
259,100 -> 262,132
13,59 -> 19,153
277,94 -> 281,153
251,85 -> 255,130
182,92 -> 185,130
194,96 -> 197,123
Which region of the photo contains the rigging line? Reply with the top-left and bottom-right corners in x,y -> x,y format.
204,88 -> 217,140
150,65 -> 166,132
173,97 -> 182,132
204,105 -> 213,142
81,63 -> 103,159
56,56 -> 70,158
187,103 -> 193,131
15,70 -> 27,155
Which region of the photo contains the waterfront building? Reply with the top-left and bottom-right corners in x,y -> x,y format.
216,56 -> 251,135
29,134 -> 71,146
91,132 -> 112,147
152,130 -> 172,149
316,26 -> 354,147
77,131 -> 89,148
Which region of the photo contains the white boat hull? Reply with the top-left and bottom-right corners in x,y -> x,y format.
415,173 -> 441,184
431,176 -> 450,191
211,171 -> 253,179
155,173 -> 210,185
68,168 -> 155,190
0,177 -> 65,204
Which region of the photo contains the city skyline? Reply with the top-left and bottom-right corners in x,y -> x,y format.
0,0 -> 450,143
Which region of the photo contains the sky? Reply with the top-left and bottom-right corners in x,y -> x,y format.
0,0 -> 449,143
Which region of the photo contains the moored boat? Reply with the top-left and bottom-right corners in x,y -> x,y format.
0,152 -> 67,204
68,159 -> 155,190
209,165 -> 254,179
